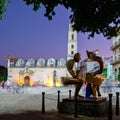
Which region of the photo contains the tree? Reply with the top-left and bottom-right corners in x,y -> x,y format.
23,0 -> 120,39
0,0 -> 120,39
0,0 -> 10,20
118,71 -> 120,83
0,65 -> 7,82
102,68 -> 107,78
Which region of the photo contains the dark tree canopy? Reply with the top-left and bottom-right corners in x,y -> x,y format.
0,0 -> 10,20
118,71 -> 120,82
0,0 -> 120,39
0,65 -> 7,81
23,0 -> 120,39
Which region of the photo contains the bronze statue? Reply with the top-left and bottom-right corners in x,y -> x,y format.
62,53 -> 84,98
85,49 -> 104,98
62,50 -> 104,99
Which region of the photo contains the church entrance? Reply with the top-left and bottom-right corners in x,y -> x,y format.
24,76 -> 30,86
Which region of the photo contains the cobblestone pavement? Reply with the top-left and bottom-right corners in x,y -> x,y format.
0,86 -> 120,120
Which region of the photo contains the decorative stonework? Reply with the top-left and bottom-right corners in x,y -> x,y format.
19,67 -> 34,75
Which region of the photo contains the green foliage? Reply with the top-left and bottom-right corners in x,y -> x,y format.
0,0 -> 10,20
118,71 -> 120,82
23,0 -> 120,39
102,68 -> 107,78
0,65 -> 7,82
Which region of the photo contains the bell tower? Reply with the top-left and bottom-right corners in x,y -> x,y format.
67,23 -> 77,60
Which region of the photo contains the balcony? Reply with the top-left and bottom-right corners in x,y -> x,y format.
111,41 -> 120,50
111,57 -> 120,65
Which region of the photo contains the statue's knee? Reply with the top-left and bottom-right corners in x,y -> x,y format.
79,80 -> 83,87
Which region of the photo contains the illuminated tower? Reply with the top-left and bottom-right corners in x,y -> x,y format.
67,23 -> 77,60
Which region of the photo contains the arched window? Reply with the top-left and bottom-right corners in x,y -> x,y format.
47,58 -> 56,67
36,58 -> 45,67
71,51 -> 74,55
115,69 -> 117,80
71,44 -> 74,49
119,38 -> 120,42
71,34 -> 74,40
57,58 -> 66,68
15,59 -> 25,67
25,58 -> 35,67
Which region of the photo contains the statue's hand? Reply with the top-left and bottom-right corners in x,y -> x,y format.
73,75 -> 78,79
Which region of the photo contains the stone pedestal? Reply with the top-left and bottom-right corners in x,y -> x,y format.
58,97 -> 108,117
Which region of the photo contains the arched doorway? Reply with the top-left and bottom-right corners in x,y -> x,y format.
24,76 -> 30,86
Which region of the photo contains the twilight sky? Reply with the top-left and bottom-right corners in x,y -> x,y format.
0,0 -> 113,67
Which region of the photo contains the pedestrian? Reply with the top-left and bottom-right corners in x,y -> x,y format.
1,81 -> 5,89
5,80 -> 11,92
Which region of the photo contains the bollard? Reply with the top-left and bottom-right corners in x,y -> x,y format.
69,90 -> 71,98
42,92 -> 45,113
57,90 -> 60,109
74,96 -> 78,118
116,92 -> 119,116
108,93 -> 113,120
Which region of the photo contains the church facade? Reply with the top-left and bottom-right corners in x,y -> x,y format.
7,24 -> 78,87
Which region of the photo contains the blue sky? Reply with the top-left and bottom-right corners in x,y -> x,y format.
0,0 -> 113,66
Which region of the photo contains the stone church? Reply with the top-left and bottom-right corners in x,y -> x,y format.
7,24 -> 78,87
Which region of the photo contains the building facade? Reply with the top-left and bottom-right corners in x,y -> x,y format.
103,57 -> 113,79
111,35 -> 120,80
7,24 -> 78,87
